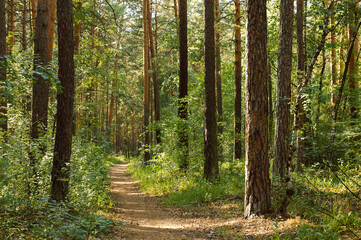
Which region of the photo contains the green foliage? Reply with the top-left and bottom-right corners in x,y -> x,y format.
128,153 -> 244,207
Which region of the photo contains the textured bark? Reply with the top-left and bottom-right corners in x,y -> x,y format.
47,0 -> 56,59
0,0 -> 7,132
204,0 -> 218,181
146,0 -> 161,145
30,0 -> 37,29
22,0 -> 27,51
31,0 -> 50,141
273,0 -> 294,179
244,0 -> 270,217
294,0 -> 305,171
50,0 -> 75,202
234,0 -> 242,160
215,0 -> 222,137
178,0 -> 188,168
143,0 -> 150,163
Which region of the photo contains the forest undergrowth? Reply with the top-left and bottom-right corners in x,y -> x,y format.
127,151 -> 361,239
0,130 -> 118,239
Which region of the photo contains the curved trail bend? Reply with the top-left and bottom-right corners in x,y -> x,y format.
109,162 -> 295,239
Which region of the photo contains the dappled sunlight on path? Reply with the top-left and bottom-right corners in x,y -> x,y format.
109,162 -> 301,239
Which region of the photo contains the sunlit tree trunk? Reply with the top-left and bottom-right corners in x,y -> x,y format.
244,0 -> 270,217
51,0 -> 75,202
48,0 -> 56,59
0,0 -> 7,132
273,0 -> 294,179
204,0 -> 218,181
143,0 -> 150,163
30,0 -> 37,29
234,0 -> 242,160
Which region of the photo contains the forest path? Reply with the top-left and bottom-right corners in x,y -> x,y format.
109,162 -> 298,239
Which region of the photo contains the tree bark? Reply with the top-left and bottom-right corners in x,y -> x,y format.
22,0 -> 27,51
244,0 -> 270,217
178,0 -> 188,169
143,0 -> 150,163
273,0 -> 294,179
31,0 -> 50,141
0,0 -> 7,132
47,0 -> 56,60
30,0 -> 37,29
215,0 -> 223,137
295,0 -> 305,172
204,0 -> 218,181
234,0 -> 242,160
50,0 -> 75,201
7,0 -> 14,54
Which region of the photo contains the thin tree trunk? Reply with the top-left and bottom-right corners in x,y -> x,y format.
22,0 -> 27,51
143,0 -> 150,163
273,0 -> 294,179
315,49 -> 326,135
48,0 -> 56,59
233,0 -> 242,160
215,0 -> 223,138
294,0 -> 305,171
204,0 -> 218,181
244,0 -> 270,217
267,61 -> 273,150
330,14 -> 337,105
0,0 -> 7,132
146,0 -> 161,145
331,21 -> 361,142
50,0 -> 75,202
178,0 -> 188,169
7,0 -> 14,54
31,0 -> 50,141
30,0 -> 37,29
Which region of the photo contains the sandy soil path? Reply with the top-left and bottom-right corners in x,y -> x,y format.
109,162 -> 216,239
109,162 -> 299,240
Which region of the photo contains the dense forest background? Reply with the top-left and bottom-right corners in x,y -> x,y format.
0,0 -> 361,239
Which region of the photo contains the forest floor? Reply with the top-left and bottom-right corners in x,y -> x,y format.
108,162 -> 303,239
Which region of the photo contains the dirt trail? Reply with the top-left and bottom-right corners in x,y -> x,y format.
109,162 -> 299,240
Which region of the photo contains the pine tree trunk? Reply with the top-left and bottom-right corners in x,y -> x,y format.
330,14 -> 337,105
215,0 -> 223,138
233,0 -> 242,160
178,0 -> 189,169
295,0 -> 305,171
204,0 -> 218,181
0,0 -> 7,132
50,0 -> 75,201
7,0 -> 14,54
48,0 -> 56,59
31,0 -> 50,141
273,0 -> 294,179
244,0 -> 270,217
143,0 -> 150,163
22,0 -> 27,51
